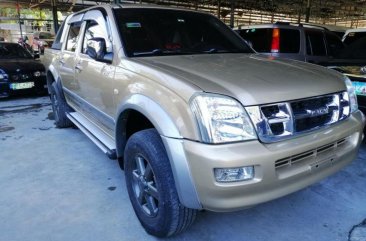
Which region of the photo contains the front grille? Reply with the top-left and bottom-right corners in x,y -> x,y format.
10,73 -> 32,82
246,92 -> 350,143
275,137 -> 348,169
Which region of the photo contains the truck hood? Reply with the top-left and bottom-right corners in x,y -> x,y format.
135,54 -> 346,106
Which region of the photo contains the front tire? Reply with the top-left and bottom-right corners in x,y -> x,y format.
124,129 -> 197,237
50,81 -> 72,128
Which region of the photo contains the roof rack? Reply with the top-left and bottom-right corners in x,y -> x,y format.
299,23 -> 328,30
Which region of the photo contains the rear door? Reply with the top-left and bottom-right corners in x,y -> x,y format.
58,16 -> 83,95
74,10 -> 116,135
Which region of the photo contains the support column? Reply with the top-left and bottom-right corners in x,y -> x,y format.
230,0 -> 234,28
305,0 -> 311,23
16,0 -> 23,40
217,0 -> 221,19
51,0 -> 59,34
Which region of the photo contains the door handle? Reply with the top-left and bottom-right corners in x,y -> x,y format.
59,58 -> 65,65
75,64 -> 83,72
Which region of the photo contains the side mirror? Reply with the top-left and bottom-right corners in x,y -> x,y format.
33,53 -> 40,59
86,37 -> 110,63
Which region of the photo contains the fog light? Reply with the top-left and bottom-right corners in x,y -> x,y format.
214,166 -> 254,182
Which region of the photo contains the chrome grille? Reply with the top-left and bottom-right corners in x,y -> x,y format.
246,92 -> 350,143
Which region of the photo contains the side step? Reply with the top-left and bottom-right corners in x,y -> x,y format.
66,112 -> 117,159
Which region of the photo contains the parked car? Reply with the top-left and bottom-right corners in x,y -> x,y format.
235,23 -> 366,116
301,23 -> 349,38
328,37 -> 366,113
234,22 -> 345,65
44,5 -> 365,237
342,28 -> 366,45
0,42 -> 47,98
32,32 -> 55,54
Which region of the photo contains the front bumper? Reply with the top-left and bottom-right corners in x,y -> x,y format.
179,111 -> 364,212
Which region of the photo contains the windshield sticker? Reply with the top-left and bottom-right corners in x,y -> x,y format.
126,22 -> 141,28
352,81 -> 366,96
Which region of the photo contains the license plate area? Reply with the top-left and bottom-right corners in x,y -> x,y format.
9,82 -> 35,90
310,155 -> 336,171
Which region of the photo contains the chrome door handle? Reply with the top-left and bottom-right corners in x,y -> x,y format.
75,64 -> 83,72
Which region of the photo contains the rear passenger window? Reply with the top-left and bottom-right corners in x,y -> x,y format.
306,31 -> 326,56
325,32 -> 344,57
279,29 -> 300,53
237,28 -> 272,52
52,20 -> 66,50
237,28 -> 300,53
65,22 -> 81,52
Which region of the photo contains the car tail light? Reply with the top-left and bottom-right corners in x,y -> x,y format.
271,28 -> 280,53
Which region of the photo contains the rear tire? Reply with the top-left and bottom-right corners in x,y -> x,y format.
124,129 -> 197,237
50,81 -> 72,128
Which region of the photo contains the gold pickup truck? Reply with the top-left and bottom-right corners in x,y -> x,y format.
44,4 -> 365,237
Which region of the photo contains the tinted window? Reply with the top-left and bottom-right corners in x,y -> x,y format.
52,20 -> 66,50
65,22 -> 81,52
0,43 -> 32,59
237,28 -> 300,53
114,9 -> 253,57
337,37 -> 366,59
306,31 -> 326,56
325,32 -> 344,57
237,28 -> 272,52
343,32 -> 366,45
279,29 -> 300,53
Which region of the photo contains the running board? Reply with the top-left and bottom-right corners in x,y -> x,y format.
66,112 -> 117,159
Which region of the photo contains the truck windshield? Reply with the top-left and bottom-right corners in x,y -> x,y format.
0,43 -> 33,59
114,8 -> 253,57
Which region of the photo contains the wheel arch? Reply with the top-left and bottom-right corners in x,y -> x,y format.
46,64 -> 61,93
115,94 -> 201,209
115,94 -> 181,159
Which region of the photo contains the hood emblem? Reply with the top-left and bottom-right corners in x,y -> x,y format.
306,107 -> 329,117
16,69 -> 21,72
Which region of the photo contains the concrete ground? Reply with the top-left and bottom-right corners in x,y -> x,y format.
1,96 -> 366,241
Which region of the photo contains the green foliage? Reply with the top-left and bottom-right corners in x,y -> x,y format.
0,7 -> 52,20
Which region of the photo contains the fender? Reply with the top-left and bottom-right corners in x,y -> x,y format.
116,94 -> 202,209
46,64 -> 61,88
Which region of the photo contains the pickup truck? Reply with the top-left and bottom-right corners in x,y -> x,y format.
44,4 -> 365,237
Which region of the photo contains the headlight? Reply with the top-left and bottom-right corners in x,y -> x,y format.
0,69 -> 8,81
344,76 -> 358,113
190,93 -> 257,143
